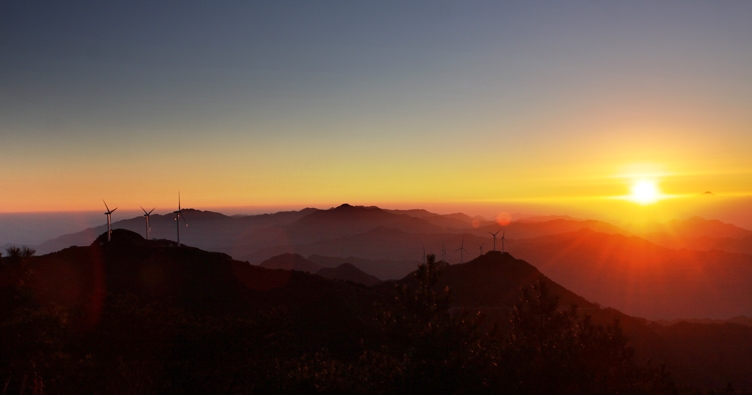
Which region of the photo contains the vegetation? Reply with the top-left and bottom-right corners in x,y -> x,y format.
0,247 -> 727,394
3,246 -> 35,265
503,281 -> 673,394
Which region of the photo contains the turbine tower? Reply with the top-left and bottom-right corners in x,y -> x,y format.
140,206 -> 155,240
479,243 -> 484,256
173,193 -> 188,246
103,200 -> 117,242
488,229 -> 502,251
456,237 -> 469,264
441,243 -> 447,266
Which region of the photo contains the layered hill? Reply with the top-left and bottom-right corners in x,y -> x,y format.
383,251 -> 752,391
317,263 -> 382,287
10,230 -> 381,353
641,216 -> 752,255
512,228 -> 752,319
260,252 -> 323,273
4,232 -> 752,391
32,204 -> 752,320
36,204 -> 629,266
260,253 -> 381,286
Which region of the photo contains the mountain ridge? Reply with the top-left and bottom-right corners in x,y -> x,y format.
4,229 -> 752,391
28,204 -> 752,320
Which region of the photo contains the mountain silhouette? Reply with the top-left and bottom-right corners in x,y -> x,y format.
14,230 -> 381,350
513,228 -> 752,319
282,204 -> 444,241
259,252 -> 323,273
308,254 -> 418,281
93,228 -> 155,247
31,204 -> 752,321
317,263 -> 381,287
642,216 -> 752,254
432,251 -> 593,310
4,232 -> 752,391
259,253 -> 381,286
384,250 -> 752,391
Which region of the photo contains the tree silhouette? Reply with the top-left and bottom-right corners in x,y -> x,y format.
503,280 -> 665,395
378,254 -> 487,394
5,246 -> 22,261
21,246 -> 36,259
4,246 -> 34,262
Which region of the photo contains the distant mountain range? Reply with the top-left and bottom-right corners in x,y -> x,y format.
511,228 -> 752,319
641,216 -> 752,255
33,204 -> 752,320
4,229 -> 751,392
259,253 -> 381,287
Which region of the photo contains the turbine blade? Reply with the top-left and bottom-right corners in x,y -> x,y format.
103,200 -> 110,212
148,208 -> 155,215
141,206 -> 147,215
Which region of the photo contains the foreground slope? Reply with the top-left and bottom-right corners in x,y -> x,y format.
391,251 -> 752,391
6,230 -> 380,351
4,230 -> 752,392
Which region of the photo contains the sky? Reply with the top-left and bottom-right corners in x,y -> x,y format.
2,1 -> 751,227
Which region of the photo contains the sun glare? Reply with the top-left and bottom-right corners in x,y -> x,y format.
629,180 -> 661,205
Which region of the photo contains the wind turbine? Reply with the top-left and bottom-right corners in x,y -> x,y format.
140,206 -> 155,240
441,243 -> 447,266
479,243 -> 484,256
456,237 -> 469,264
488,229 -> 502,251
173,193 -> 188,246
103,200 -> 117,242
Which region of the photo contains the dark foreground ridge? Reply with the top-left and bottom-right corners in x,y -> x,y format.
2,231 -> 750,394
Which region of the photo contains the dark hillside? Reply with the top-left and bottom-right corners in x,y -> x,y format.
259,252 -> 323,273
381,251 -> 598,337
308,254 -> 417,281
317,263 -> 382,287
11,229 -> 381,349
652,321 -> 752,391
438,251 -> 594,310
3,234 -> 751,393
383,251 -> 752,392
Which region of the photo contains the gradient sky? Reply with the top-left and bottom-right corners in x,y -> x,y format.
2,1 -> 751,223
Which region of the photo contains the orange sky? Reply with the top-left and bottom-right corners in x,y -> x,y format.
1,2 -> 751,227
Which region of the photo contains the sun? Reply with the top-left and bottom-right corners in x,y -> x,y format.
629,180 -> 661,205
